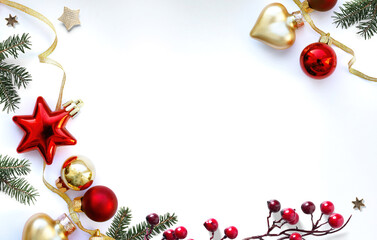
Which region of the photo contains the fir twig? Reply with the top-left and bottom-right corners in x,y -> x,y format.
0,72 -> 20,112
0,62 -> 32,89
0,155 -> 31,178
333,0 -> 377,39
0,33 -> 31,61
107,207 -> 132,240
125,213 -> 178,240
0,177 -> 38,205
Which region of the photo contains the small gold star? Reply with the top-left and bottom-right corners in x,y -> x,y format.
352,197 -> 365,211
58,7 -> 81,31
5,14 -> 18,27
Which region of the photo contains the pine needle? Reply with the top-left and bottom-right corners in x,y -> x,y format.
0,155 -> 31,178
0,177 -> 38,205
107,207 -> 132,240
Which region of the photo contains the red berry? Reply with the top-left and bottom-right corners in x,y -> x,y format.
328,213 -> 344,228
175,226 -> 188,239
280,208 -> 296,222
307,0 -> 337,11
301,201 -> 316,214
288,212 -> 299,225
204,218 -> 218,232
224,226 -> 238,239
289,233 -> 302,240
146,213 -> 159,226
320,201 -> 335,215
267,200 -> 281,213
163,229 -> 177,240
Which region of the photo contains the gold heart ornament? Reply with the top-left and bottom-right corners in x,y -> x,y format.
250,3 -> 304,50
22,213 -> 76,240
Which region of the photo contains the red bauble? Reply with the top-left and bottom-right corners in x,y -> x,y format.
300,42 -> 337,79
308,0 -> 337,11
13,97 -> 76,165
81,186 -> 118,222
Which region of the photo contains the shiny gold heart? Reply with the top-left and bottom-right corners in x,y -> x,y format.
250,3 -> 303,50
22,213 -> 75,240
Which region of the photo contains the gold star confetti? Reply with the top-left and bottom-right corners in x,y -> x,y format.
58,7 -> 80,31
5,14 -> 18,27
352,197 -> 365,211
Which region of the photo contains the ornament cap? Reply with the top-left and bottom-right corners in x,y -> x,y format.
63,99 -> 84,117
71,196 -> 83,212
319,33 -> 333,45
55,176 -> 69,193
57,213 -> 76,236
291,11 -> 304,29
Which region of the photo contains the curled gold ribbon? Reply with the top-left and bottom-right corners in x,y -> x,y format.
43,163 -> 115,240
293,0 -> 377,81
0,0 -> 66,109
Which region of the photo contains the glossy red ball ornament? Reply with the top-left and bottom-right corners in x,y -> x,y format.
328,213 -> 344,228
300,42 -> 337,79
81,185 -> 118,222
308,0 -> 337,11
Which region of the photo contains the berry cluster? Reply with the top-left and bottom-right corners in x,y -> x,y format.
244,200 -> 351,240
204,218 -> 238,240
144,213 -> 190,240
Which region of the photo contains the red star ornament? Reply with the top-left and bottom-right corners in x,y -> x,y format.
13,97 -> 77,165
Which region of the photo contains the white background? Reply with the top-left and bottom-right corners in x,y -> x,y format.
1,0 -> 377,239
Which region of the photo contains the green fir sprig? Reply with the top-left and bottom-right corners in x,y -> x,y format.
333,0 -> 377,39
107,207 -> 178,240
0,155 -> 38,205
0,33 -> 32,112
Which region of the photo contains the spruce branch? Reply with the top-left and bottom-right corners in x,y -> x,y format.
0,33 -> 31,61
0,155 -> 31,178
107,207 -> 133,240
0,72 -> 20,112
0,62 -> 32,89
125,213 -> 178,240
333,0 -> 377,39
0,176 -> 38,205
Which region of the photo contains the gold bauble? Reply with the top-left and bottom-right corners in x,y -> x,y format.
22,213 -> 75,240
250,3 -> 304,50
56,155 -> 96,192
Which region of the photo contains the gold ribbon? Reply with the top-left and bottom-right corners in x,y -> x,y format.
43,163 -> 114,240
0,0 -> 66,110
293,0 -> 377,82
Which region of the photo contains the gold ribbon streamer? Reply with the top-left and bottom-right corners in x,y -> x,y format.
0,0 -> 66,110
293,0 -> 377,81
43,163 -> 114,240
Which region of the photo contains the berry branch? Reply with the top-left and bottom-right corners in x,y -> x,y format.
243,200 -> 351,240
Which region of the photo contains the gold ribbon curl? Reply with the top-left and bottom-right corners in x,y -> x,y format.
0,0 -> 114,239
293,0 -> 377,82
0,0 -> 66,110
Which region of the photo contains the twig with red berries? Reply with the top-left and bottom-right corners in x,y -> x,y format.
162,226 -> 193,240
203,218 -> 239,240
243,200 -> 351,240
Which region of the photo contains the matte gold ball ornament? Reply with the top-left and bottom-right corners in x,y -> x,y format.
22,213 -> 76,240
250,3 -> 304,50
56,155 -> 96,192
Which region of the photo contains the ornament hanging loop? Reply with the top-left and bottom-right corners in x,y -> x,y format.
319,33 -> 333,45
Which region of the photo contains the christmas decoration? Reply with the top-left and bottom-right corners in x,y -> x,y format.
300,41 -> 337,79
56,155 -> 96,192
72,185 -> 117,222
203,218 -> 238,240
251,0 -> 377,81
308,0 -> 337,11
107,207 -> 178,240
5,14 -> 18,26
58,6 -> 81,31
244,200 -> 351,240
22,213 -> 76,240
352,197 -> 365,211
13,97 -> 83,165
0,33 -> 32,112
0,155 -> 38,204
333,0 -> 377,39
250,3 -> 304,50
